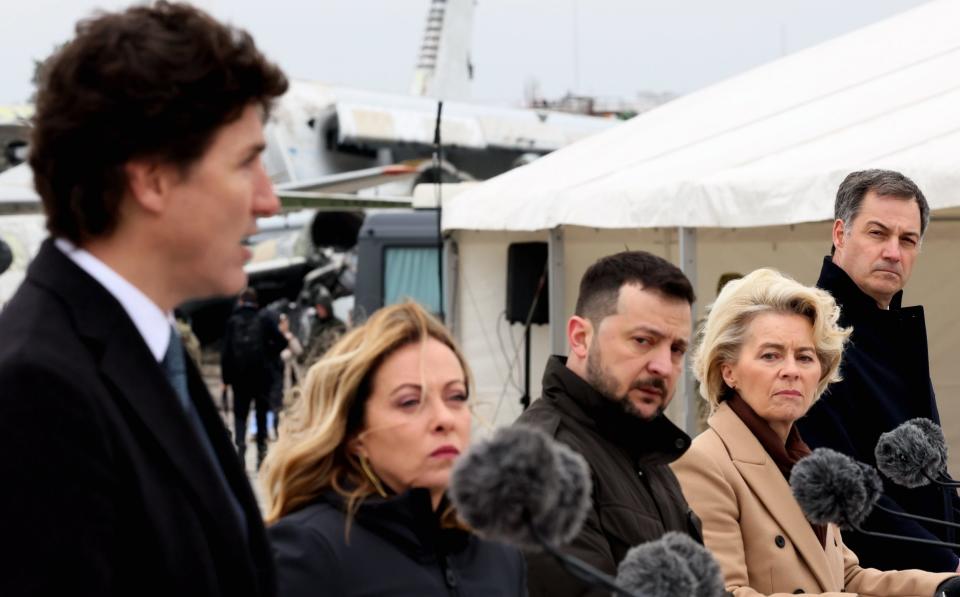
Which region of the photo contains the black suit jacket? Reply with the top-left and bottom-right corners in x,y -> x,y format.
0,240 -> 275,596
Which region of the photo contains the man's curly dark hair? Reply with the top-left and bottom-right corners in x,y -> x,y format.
29,1 -> 289,244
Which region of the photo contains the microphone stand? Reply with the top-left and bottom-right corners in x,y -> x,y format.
850,523 -> 960,550
525,513 -> 647,597
873,503 -> 960,531
925,473 -> 960,535
872,464 -> 960,542
907,472 -> 960,527
928,473 -> 960,488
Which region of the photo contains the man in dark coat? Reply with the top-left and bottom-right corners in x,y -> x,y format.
0,4 -> 287,595
222,287 -> 287,468
517,251 -> 702,597
796,169 -> 960,572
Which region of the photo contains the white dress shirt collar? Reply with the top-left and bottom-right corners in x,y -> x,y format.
55,238 -> 171,362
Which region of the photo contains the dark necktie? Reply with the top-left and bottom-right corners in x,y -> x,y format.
161,325 -> 248,539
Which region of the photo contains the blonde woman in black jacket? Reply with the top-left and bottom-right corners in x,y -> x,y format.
262,302 -> 526,596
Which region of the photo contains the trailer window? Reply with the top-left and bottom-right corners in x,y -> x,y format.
384,247 -> 441,313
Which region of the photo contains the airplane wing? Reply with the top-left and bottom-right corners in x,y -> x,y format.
274,162 -> 416,210
277,191 -> 412,210
264,81 -> 619,184
333,89 -> 616,152
274,163 -> 418,194
0,161 -> 414,216
276,82 -> 617,153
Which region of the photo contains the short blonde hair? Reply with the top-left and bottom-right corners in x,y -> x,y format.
261,301 -> 472,524
693,268 -> 851,414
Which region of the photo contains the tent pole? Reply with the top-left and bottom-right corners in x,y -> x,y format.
548,227 -> 566,356
521,325 -> 532,410
442,236 -> 459,337
678,227 -> 699,435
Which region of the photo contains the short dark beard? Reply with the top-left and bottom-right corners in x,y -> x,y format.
585,341 -> 667,420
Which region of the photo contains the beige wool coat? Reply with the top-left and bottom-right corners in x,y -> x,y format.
671,402 -> 956,597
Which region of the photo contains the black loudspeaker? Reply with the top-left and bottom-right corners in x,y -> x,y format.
506,242 -> 549,325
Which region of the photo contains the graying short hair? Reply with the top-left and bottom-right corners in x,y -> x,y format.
835,169 -> 930,236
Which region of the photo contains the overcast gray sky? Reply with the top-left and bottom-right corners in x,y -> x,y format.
0,0 -> 930,105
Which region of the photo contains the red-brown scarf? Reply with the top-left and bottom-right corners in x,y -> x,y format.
727,394 -> 827,548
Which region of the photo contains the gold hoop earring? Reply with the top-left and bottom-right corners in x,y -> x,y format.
359,454 -> 388,498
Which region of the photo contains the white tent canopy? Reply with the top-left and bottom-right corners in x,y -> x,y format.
442,0 -> 960,232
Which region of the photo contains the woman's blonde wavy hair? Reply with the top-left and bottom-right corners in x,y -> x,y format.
260,301 -> 473,525
693,268 -> 851,414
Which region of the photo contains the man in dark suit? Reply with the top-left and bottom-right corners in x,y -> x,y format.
0,3 -> 288,595
797,169 -> 960,573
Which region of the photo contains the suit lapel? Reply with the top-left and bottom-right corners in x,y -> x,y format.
28,241 -> 255,572
98,310 -> 255,554
186,356 -> 273,590
710,404 -> 835,592
186,357 -> 258,519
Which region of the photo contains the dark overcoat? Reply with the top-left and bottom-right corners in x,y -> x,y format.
221,303 -> 287,395
0,240 -> 275,596
796,257 -> 960,572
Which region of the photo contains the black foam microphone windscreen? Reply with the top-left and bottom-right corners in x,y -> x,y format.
616,532 -> 726,597
790,448 -> 882,529
448,425 -> 592,550
907,417 -> 949,474
875,419 -> 944,488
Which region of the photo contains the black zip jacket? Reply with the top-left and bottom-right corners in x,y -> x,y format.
269,488 -> 527,596
516,356 -> 702,597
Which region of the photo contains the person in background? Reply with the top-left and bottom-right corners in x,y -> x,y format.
263,302 -> 526,596
299,291 -> 347,369
0,3 -> 287,594
222,287 -> 287,468
796,169 -> 960,572
672,268 -> 960,596
272,312 -> 303,434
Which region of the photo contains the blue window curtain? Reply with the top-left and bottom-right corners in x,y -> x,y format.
383,247 -> 441,313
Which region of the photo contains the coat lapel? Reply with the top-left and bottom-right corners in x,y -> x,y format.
186,356 -> 260,524
710,404 -> 835,592
185,356 -> 274,591
100,336 -> 253,541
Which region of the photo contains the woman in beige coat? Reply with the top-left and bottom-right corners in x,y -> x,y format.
671,268 -> 959,597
